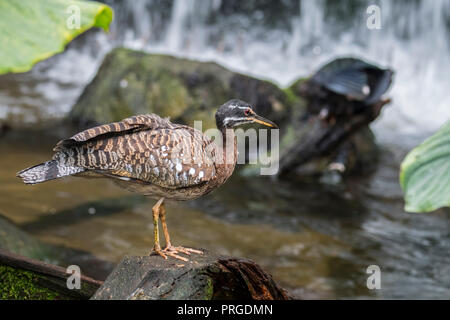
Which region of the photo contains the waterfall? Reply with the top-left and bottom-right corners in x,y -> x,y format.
2,0 -> 449,146
165,0 -> 189,51
113,0 -> 450,145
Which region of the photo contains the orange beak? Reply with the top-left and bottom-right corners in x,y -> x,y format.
249,113 -> 278,128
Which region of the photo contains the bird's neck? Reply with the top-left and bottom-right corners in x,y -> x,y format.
218,127 -> 237,166
209,127 -> 237,187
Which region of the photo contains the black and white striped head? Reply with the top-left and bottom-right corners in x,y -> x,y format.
215,99 -> 278,130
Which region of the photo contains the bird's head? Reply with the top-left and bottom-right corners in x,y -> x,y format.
215,99 -> 278,130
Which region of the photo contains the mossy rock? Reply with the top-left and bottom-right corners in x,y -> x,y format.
70,48 -> 291,131
0,265 -> 62,300
0,249 -> 102,300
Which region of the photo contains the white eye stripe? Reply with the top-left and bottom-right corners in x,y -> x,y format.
223,117 -> 248,125
229,104 -> 250,110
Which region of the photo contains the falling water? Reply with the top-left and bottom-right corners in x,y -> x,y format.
1,0 -> 449,147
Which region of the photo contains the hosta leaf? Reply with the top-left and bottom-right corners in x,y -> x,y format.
0,0 -> 113,74
400,120 -> 450,212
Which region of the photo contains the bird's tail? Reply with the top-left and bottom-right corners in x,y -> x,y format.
17,159 -> 84,185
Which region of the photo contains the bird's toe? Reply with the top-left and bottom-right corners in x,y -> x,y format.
165,245 -> 203,255
163,250 -> 189,261
150,247 -> 168,260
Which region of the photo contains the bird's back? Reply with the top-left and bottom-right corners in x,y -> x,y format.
19,114 -> 218,196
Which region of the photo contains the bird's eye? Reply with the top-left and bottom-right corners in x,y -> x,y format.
244,108 -> 251,116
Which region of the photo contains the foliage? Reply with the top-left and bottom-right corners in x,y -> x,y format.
400,120 -> 450,212
0,0 -> 113,74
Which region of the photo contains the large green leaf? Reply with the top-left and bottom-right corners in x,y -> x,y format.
0,0 -> 113,74
400,120 -> 450,213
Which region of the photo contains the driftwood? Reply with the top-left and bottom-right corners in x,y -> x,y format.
0,248 -> 102,299
92,250 -> 292,300
278,99 -> 390,176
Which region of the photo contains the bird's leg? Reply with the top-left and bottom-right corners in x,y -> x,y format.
159,200 -> 172,248
158,200 -> 203,259
150,197 -> 167,259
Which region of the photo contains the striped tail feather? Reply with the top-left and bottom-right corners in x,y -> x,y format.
17,160 -> 85,185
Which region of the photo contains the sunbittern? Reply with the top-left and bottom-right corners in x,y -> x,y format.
18,99 -> 278,261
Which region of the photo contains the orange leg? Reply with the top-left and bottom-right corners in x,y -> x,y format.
150,198 -> 202,261
150,198 -> 166,259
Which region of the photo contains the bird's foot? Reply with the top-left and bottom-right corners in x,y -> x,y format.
150,244 -> 202,261
150,245 -> 168,260
165,245 -> 203,255
162,245 -> 203,262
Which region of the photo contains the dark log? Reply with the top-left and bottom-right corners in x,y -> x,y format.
278,99 -> 390,176
0,248 -> 102,299
92,250 -> 292,300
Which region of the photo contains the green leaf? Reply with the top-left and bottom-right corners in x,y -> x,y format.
400,120 -> 450,213
0,0 -> 113,74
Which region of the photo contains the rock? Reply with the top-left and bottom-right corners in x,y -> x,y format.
277,77 -> 385,178
92,250 -> 291,300
0,122 -> 10,137
0,214 -> 60,263
69,48 -> 291,130
278,99 -> 387,178
0,213 -> 114,281
0,248 -> 102,299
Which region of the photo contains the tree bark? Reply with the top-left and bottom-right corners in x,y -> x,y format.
278,99 -> 390,176
92,250 -> 292,300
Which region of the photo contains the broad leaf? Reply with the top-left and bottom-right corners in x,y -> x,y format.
400,120 -> 450,212
0,0 -> 113,74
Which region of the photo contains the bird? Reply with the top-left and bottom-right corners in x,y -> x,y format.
298,57 -> 394,123
17,99 -> 278,261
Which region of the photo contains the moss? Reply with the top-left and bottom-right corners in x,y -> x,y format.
279,123 -> 298,151
0,265 -> 62,300
203,277 -> 214,300
283,86 -> 301,106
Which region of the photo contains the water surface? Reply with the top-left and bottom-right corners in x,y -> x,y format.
1,128 -> 448,299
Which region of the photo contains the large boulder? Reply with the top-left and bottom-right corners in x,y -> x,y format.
69,47 -> 292,130
0,214 -> 56,263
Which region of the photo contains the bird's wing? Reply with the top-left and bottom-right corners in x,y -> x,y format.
55,123 -> 217,189
54,114 -> 173,151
